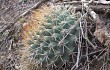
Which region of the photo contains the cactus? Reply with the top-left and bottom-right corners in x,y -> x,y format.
22,5 -> 80,69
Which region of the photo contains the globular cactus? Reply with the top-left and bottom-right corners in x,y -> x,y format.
22,5 -> 80,69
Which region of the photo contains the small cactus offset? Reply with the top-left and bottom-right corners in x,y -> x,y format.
22,5 -> 80,69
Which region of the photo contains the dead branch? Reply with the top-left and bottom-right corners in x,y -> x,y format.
85,4 -> 110,48
60,1 -> 110,4
20,0 -> 47,17
56,1 -> 110,12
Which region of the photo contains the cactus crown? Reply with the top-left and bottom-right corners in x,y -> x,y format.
22,5 -> 80,69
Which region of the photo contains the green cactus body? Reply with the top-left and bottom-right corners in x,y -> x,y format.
27,6 -> 80,69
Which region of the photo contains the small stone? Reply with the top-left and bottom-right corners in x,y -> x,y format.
15,65 -> 20,69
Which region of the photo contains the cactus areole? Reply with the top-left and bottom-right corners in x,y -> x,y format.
23,5 -> 80,69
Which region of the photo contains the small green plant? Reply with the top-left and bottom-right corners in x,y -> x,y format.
23,5 -> 80,69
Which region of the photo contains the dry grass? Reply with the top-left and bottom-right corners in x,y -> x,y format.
19,46 -> 36,70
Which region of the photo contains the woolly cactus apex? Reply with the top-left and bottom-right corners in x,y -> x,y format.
22,5 -> 80,69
